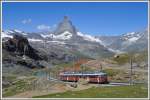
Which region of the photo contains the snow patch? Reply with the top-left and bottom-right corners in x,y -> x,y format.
1,31 -> 13,38
21,32 -> 27,35
41,31 -> 72,40
53,31 -> 72,40
122,31 -> 141,42
3,29 -> 27,36
77,32 -> 102,43
14,29 -> 27,35
128,37 -> 139,42
77,32 -> 120,53
28,38 -> 43,42
47,41 -> 66,45
14,29 -> 22,33
125,32 -> 135,36
108,48 -> 124,54
41,34 -> 52,38
5,30 -> 14,34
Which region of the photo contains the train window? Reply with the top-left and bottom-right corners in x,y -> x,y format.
89,76 -> 97,78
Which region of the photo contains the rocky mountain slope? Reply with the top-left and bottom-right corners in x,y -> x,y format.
98,29 -> 148,53
2,16 -> 114,59
2,16 -> 148,68
2,34 -> 47,70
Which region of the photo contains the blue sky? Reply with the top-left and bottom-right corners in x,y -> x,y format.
2,2 -> 148,36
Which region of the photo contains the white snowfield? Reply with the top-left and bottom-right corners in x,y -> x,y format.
53,31 -> 72,40
41,31 -> 72,40
76,32 -> 120,53
123,32 -> 141,42
13,29 -> 22,33
47,41 -> 66,45
2,29 -> 144,54
41,34 -> 52,38
5,30 -> 14,34
1,31 -> 13,38
2,29 -> 27,38
77,32 -> 102,43
128,37 -> 139,42
28,38 -> 43,42
125,32 -> 135,36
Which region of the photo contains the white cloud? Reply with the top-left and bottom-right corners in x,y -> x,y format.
52,24 -> 57,28
22,19 -> 32,24
37,24 -> 51,31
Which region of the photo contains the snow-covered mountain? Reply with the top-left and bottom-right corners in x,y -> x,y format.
2,29 -> 26,38
54,16 -> 77,35
2,16 -> 147,57
2,30 -> 105,46
122,32 -> 141,42
98,29 -> 148,53
2,16 -> 114,59
40,31 -> 73,40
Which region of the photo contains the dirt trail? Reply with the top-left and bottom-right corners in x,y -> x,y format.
8,82 -> 97,98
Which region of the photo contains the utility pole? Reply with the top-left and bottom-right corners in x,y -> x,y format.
73,57 -> 76,83
100,63 -> 102,72
130,57 -> 133,85
81,64 -> 84,78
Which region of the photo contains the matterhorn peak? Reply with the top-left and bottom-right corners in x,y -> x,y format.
63,16 -> 70,22
54,16 -> 77,35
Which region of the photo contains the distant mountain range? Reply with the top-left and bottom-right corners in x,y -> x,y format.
98,29 -> 148,53
2,16 -> 148,59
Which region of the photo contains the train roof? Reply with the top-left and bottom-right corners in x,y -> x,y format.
60,71 -> 107,76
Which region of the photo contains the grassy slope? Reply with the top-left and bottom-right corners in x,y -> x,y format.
3,77 -> 36,97
33,84 -> 148,98
112,53 -> 130,65
112,50 -> 148,65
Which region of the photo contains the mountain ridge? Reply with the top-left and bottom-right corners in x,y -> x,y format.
2,16 -> 148,56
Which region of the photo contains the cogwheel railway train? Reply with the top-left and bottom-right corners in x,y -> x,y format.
59,71 -> 108,84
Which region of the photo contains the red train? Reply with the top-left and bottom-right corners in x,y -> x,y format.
59,71 -> 108,84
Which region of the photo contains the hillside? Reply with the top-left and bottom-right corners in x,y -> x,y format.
2,16 -> 148,98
